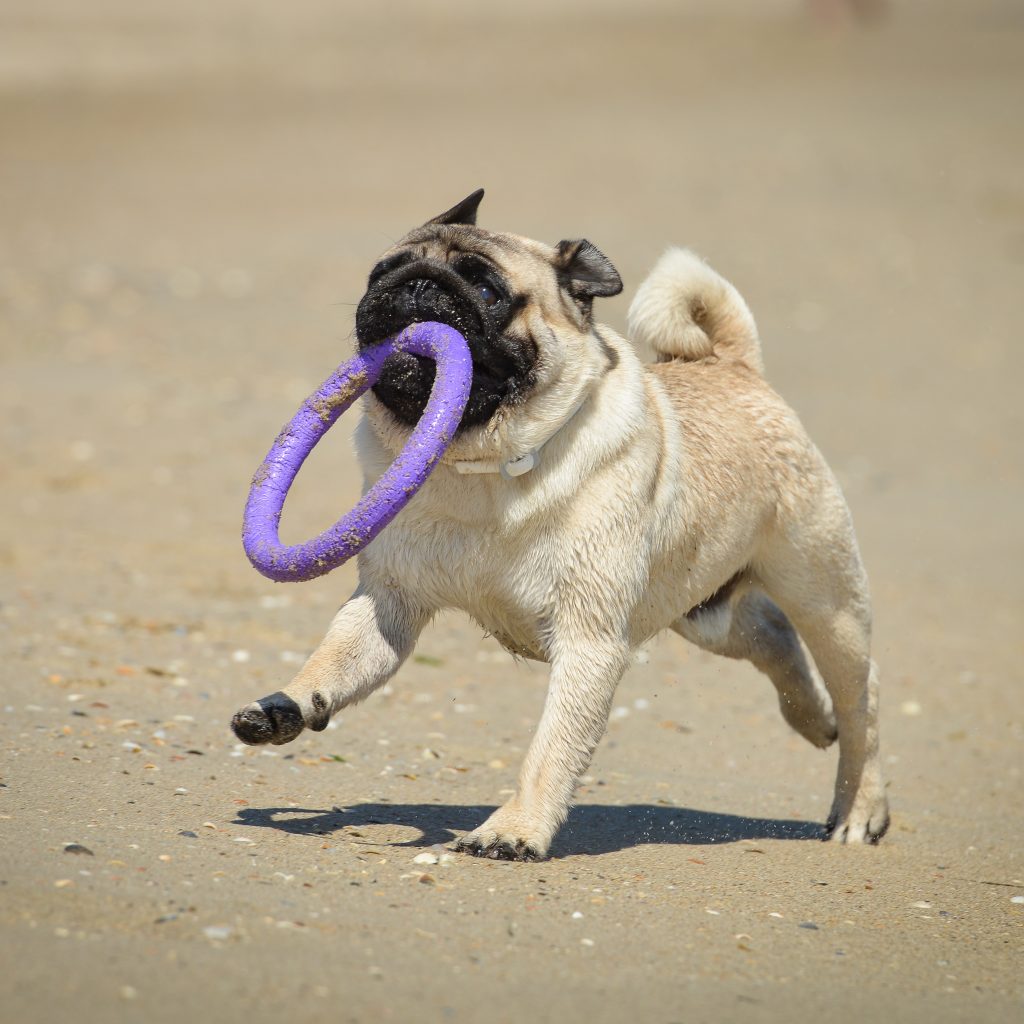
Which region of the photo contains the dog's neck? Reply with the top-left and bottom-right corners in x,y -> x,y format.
449,394 -> 589,479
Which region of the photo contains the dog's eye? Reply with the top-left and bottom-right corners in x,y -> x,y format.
479,284 -> 499,307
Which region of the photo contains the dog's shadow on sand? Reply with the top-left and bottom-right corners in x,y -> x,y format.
233,802 -> 822,856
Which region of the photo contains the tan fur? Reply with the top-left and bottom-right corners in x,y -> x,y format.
234,232 -> 889,859
628,247 -> 764,373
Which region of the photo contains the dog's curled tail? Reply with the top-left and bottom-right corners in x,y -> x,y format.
627,248 -> 764,373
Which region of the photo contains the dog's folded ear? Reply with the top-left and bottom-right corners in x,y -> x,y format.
555,239 -> 623,299
425,189 -> 485,227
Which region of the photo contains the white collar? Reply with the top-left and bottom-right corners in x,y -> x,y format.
452,395 -> 589,479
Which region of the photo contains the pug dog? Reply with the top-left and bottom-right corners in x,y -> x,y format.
232,189 -> 889,860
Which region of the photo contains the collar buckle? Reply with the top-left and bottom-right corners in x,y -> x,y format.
500,451 -> 539,479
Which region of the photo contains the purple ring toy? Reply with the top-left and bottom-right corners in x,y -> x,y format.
242,321 -> 472,582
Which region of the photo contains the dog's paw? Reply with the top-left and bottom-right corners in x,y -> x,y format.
231,690 -> 330,746
823,792 -> 890,845
454,806 -> 553,862
454,835 -> 543,862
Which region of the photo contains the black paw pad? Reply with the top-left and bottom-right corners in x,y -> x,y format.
231,692 -> 305,746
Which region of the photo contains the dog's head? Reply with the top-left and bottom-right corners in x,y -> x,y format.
355,189 -> 622,432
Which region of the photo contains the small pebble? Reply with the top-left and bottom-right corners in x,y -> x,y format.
174,788 -> 188,795
580,938 -> 595,947
798,922 -> 819,931
571,911 -> 584,920
912,901 -> 932,909
202,925 -> 233,941
54,879 -> 74,888
1010,896 -> 1024,905
178,830 -> 198,839
413,851 -> 439,865
69,440 -> 95,462
63,843 -> 94,856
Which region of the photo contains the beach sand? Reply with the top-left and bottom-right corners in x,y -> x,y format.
1,3 -> 1021,1020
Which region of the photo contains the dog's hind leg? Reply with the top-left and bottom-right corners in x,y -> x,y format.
672,586 -> 837,749
231,585 -> 430,747
754,528 -> 889,844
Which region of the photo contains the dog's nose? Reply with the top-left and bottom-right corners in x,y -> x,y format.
400,277 -> 448,321
403,278 -> 439,302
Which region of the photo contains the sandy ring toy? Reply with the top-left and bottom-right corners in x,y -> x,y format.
242,321 -> 472,582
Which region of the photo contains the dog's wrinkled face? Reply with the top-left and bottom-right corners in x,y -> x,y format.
355,189 -> 622,431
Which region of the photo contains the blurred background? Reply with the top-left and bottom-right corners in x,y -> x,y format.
0,2 -> 1021,1020
1,0 -> 1020,661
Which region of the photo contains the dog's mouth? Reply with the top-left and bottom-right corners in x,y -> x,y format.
355,255 -> 535,430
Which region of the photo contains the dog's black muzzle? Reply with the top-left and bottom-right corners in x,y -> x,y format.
355,258 -> 533,430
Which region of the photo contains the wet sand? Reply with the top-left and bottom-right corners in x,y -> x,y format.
1,3 -> 1021,1021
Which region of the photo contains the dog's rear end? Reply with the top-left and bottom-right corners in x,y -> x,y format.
629,250 -> 889,844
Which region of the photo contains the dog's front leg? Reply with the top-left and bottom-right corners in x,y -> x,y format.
231,585 -> 430,746
456,635 -> 630,861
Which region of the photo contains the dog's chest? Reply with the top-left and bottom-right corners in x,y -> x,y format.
438,550 -> 553,662
369,516 -> 553,660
